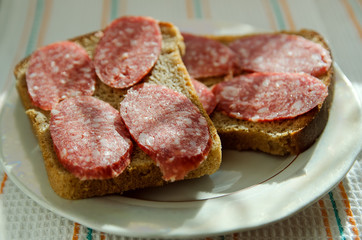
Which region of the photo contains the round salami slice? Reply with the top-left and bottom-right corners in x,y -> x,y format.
182,32 -> 239,79
229,33 -> 332,77
50,96 -> 133,180
94,16 -> 162,89
191,78 -> 217,115
212,73 -> 328,122
26,41 -> 96,110
120,83 -> 211,181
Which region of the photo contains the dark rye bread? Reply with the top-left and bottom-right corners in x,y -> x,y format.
14,21 -> 222,199
198,29 -> 334,156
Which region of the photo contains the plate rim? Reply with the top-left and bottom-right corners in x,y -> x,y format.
1,25 -> 362,238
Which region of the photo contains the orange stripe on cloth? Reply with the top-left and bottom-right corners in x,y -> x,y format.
279,0 -> 296,30
0,173 -> 8,194
318,199 -> 333,240
72,222 -> 81,240
186,0 -> 194,19
341,0 -> 362,39
261,0 -> 278,31
233,232 -> 239,240
338,182 -> 361,240
100,232 -> 106,240
119,0 -> 128,17
201,0 -> 212,19
101,0 -> 111,28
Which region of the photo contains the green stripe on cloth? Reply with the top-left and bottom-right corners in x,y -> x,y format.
87,228 -> 93,240
25,0 -> 45,56
348,0 -> 362,26
110,0 -> 119,21
328,191 -> 346,240
269,0 -> 286,30
193,0 -> 203,18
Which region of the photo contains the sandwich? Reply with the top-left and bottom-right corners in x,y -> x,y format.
182,29 -> 334,156
14,16 -> 222,199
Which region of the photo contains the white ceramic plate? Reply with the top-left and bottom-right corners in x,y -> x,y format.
1,23 -> 362,238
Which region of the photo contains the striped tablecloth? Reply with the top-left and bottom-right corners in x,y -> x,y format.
0,0 -> 361,239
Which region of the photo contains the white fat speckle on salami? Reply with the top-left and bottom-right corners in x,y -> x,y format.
191,78 -> 217,115
182,32 -> 239,78
120,83 -> 211,181
229,33 -> 332,77
94,16 -> 162,89
212,73 -> 328,122
50,96 -> 133,180
26,41 -> 96,110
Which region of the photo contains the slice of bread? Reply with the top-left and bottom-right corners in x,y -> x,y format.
195,29 -> 334,156
14,21 -> 222,199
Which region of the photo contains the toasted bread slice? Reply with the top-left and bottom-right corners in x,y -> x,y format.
14,21 -> 222,199
197,29 -> 334,156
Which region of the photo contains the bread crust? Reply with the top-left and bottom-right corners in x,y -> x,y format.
199,29 -> 334,156
14,22 -> 222,199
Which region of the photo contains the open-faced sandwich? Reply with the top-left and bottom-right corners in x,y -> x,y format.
14,16 -> 222,199
182,29 -> 334,156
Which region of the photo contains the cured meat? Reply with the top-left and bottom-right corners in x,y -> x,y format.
120,83 -> 211,181
26,41 -> 96,110
212,73 -> 328,122
182,32 -> 238,78
50,96 -> 133,180
229,33 -> 332,77
191,78 -> 217,115
94,16 -> 162,89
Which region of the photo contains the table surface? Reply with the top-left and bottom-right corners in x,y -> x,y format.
0,0 -> 361,239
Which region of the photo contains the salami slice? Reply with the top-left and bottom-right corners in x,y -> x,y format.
212,73 -> 328,122
26,41 -> 96,110
94,16 -> 162,89
182,32 -> 238,78
120,83 -> 211,181
50,96 -> 133,180
229,33 -> 332,77
191,78 -> 217,115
